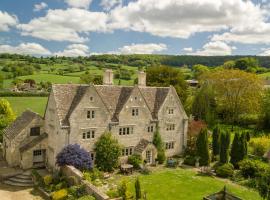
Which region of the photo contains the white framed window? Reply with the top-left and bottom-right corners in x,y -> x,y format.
87,110 -> 95,119
119,127 -> 133,135
82,130 -> 95,139
165,142 -> 175,150
166,124 -> 175,131
121,147 -> 133,156
132,108 -> 139,116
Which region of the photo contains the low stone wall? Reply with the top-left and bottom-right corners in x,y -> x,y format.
61,165 -> 110,200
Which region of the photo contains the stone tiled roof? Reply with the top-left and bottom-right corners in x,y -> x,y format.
4,110 -> 43,140
19,132 -> 48,152
134,139 -> 152,154
51,84 -> 172,126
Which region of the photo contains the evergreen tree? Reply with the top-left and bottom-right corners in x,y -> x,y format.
196,128 -> 210,166
212,125 -> 221,159
219,131 -> 231,164
230,132 -> 241,167
239,133 -> 248,160
135,177 -> 142,200
152,129 -> 166,164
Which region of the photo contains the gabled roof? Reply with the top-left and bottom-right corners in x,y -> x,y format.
134,139 -> 154,154
19,132 -> 48,152
4,110 -> 43,140
51,84 -> 173,127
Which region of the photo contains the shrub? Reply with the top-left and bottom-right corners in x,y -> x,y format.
56,144 -> 92,171
239,159 -> 269,178
95,132 -> 121,172
183,156 -> 196,166
43,175 -> 53,186
216,163 -> 234,178
118,180 -> 132,200
68,185 -> 86,198
249,136 -> 270,157
52,189 -> 68,200
107,189 -> 119,198
238,114 -> 259,126
128,154 -> 142,169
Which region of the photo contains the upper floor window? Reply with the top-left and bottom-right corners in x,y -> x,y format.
82,130 -> 95,139
30,127 -> 40,136
121,147 -> 133,156
168,108 -> 174,114
90,96 -> 94,102
90,152 -> 95,161
165,142 -> 175,150
119,127 -> 133,135
147,125 -> 154,133
132,108 -> 139,116
166,124 -> 175,131
87,110 -> 95,119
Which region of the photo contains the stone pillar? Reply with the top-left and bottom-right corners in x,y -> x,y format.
138,71 -> 146,87
103,69 -> 113,85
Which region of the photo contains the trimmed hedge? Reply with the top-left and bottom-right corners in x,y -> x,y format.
0,91 -> 49,97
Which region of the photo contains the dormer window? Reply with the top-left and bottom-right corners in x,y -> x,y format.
134,96 -> 137,100
168,108 -> 174,114
90,96 -> 94,102
30,127 -> 40,136
87,110 -> 95,119
132,108 -> 139,116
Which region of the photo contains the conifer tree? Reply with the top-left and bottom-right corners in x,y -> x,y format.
230,132 -> 240,167
219,131 -> 231,164
212,125 -> 220,159
152,129 -> 166,164
196,128 -> 210,166
135,177 -> 142,200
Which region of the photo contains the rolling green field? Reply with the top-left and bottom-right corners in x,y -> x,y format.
124,168 -> 261,200
259,71 -> 270,79
2,97 -> 48,116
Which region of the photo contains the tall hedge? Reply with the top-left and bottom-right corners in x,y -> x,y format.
219,131 -> 231,164
196,128 -> 210,166
212,125 -> 220,158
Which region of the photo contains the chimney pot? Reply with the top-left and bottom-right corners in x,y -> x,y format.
103,69 -> 114,85
138,71 -> 146,87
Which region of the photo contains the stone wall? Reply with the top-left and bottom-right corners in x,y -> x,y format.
61,165 -> 110,200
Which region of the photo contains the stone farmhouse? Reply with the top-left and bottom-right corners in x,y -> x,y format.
3,70 -> 188,170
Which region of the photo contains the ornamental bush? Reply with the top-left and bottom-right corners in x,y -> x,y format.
239,159 -> 269,179
56,144 -> 92,171
216,163 -> 234,178
52,189 -> 68,200
43,175 -> 53,186
128,154 -> 142,169
94,132 -> 121,172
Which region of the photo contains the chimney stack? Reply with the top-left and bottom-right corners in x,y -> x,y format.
103,69 -> 114,85
138,71 -> 146,87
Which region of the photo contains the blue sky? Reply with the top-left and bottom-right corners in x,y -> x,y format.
1,0 -> 270,56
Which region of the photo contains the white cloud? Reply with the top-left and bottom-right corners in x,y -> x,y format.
118,43 -> 167,54
18,8 -> 108,42
0,11 -> 18,31
108,0 -> 266,39
183,47 -> 193,52
259,48 -> 270,56
65,0 -> 92,9
33,2 -> 48,12
190,41 -> 235,56
0,43 -> 51,55
100,0 -> 122,11
54,44 -> 89,57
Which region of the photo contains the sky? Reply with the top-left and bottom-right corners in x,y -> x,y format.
1,0 -> 270,56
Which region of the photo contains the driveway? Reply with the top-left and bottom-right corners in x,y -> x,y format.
0,184 -> 44,200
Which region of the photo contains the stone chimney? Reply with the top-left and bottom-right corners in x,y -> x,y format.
138,71 -> 146,86
103,69 -> 114,85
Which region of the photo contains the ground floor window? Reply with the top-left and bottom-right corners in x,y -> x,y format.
90,152 -> 95,161
165,142 -> 175,150
33,150 -> 42,156
122,147 -> 133,156
119,127 -> 133,135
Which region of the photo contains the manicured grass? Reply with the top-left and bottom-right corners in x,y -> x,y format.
2,97 -> 48,116
258,72 -> 270,79
126,168 -> 261,200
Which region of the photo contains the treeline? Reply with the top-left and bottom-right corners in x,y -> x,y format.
2,53 -> 270,68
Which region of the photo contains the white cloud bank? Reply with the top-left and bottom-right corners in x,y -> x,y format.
118,43 -> 167,54
0,43 -> 51,55
64,0 -> 92,9
0,11 -> 18,31
54,44 -> 89,57
100,0 -> 122,11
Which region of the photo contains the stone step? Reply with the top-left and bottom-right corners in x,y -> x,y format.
9,177 -> 33,184
22,170 -> 32,176
4,180 -> 34,187
16,174 -> 32,180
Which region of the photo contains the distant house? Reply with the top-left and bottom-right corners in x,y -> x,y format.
186,79 -> 199,87
11,82 -> 37,92
3,70 -> 188,170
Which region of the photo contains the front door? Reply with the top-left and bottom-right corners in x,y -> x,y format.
146,150 -> 152,164
33,149 -> 46,168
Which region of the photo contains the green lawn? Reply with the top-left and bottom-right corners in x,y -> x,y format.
122,168 -> 261,200
2,97 -> 48,116
259,72 -> 270,79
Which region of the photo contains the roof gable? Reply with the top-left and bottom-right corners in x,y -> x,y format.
4,110 -> 43,140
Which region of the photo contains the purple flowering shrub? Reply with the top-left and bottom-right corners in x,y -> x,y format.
56,144 -> 92,171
